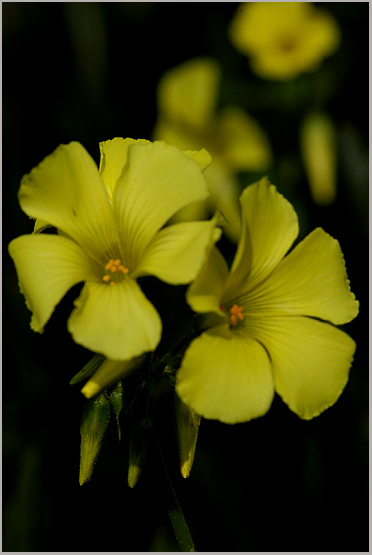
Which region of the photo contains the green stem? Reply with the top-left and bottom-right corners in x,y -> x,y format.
151,330 -> 197,378
157,440 -> 196,552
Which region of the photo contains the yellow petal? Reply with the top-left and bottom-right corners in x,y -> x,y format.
182,147 -> 212,171
218,106 -> 272,171
204,162 -> 242,243
67,279 -> 162,360
135,219 -> 221,284
186,247 -> 229,317
99,137 -> 150,200
246,314 -> 356,420
153,124 -> 242,242
156,57 -> 220,129
113,141 -> 210,268
227,177 -> 299,295
176,326 -> 275,424
8,234 -> 97,332
245,227 -> 359,325
18,142 -> 116,261
152,117 -> 198,151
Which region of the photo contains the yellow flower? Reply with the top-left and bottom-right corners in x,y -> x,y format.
300,112 -> 337,205
229,2 -> 341,80
153,57 -> 272,242
8,138 -> 221,361
176,177 -> 359,423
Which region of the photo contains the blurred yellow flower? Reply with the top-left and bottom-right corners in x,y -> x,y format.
229,2 -> 341,80
176,177 -> 359,424
300,112 -> 337,205
8,138 -> 221,361
153,57 -> 272,241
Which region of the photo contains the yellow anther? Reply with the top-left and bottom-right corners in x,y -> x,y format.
102,258 -> 129,284
229,304 -> 244,326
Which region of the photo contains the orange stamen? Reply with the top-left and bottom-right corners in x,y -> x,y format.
102,258 -> 129,284
229,304 -> 244,325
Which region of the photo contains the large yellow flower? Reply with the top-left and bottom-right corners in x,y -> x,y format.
176,177 -> 359,423
229,2 -> 341,80
8,138 -> 221,361
153,57 -> 271,242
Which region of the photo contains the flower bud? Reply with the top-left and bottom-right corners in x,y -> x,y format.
109,381 -> 125,440
79,393 -> 111,485
174,394 -> 201,478
127,418 -> 153,488
300,112 -> 337,205
81,354 -> 147,399
69,353 -> 105,385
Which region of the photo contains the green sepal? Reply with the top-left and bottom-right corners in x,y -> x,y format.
109,381 -> 125,441
69,353 -> 105,385
79,393 -> 111,485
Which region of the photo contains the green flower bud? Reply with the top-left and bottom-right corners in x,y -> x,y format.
79,393 -> 111,485
128,418 -> 153,488
109,381 -> 125,441
174,394 -> 201,478
69,353 -> 105,385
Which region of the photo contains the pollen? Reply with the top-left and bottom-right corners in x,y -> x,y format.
229,304 -> 244,326
102,258 -> 129,284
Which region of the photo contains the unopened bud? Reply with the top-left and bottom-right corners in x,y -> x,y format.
128,418 -> 153,488
109,381 -> 125,441
79,393 -> 111,485
69,353 -> 105,385
300,112 -> 337,205
81,354 -> 147,399
174,394 -> 201,478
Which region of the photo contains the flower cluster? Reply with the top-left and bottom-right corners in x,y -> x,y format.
6,5 -> 360,491
9,137 -> 358,485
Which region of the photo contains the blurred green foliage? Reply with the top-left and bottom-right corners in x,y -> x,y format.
3,3 -> 368,551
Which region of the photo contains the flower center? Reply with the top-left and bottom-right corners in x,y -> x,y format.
277,36 -> 298,54
102,258 -> 129,285
221,304 -> 244,326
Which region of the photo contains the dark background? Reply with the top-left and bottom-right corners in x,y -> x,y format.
3,3 -> 368,552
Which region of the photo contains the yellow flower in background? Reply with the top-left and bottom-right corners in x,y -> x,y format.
300,112 -> 337,205
8,138 -> 221,361
176,177 -> 359,424
229,2 -> 341,81
153,57 -> 272,242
